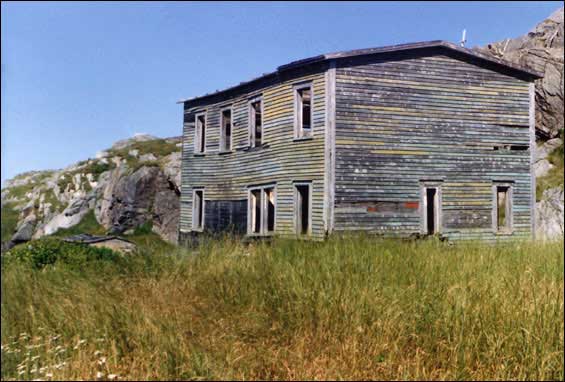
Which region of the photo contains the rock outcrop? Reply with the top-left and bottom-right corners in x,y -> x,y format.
1,135 -> 182,249
536,187 -> 565,240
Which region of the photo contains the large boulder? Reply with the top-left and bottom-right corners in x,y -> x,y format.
97,166 -> 164,234
11,214 -> 37,244
40,194 -> 95,236
162,151 -> 181,190
152,178 -> 180,244
536,187 -> 565,240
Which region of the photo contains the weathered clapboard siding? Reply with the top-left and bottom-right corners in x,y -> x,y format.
333,51 -> 533,240
180,66 -> 328,239
179,41 -> 539,243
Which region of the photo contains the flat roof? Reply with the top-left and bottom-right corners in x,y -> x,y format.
178,40 -> 543,105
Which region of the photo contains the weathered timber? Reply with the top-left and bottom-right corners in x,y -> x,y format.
179,41 -> 540,242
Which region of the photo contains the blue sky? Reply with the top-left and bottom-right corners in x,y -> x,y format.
1,1 -> 562,184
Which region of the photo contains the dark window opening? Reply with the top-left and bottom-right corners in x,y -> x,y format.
193,190 -> 204,230
196,115 -> 206,153
426,188 -> 437,235
509,145 -> 528,151
496,186 -> 511,232
251,189 -> 262,234
221,109 -> 232,151
249,186 -> 275,235
494,144 -> 529,151
265,187 -> 275,232
297,87 -> 312,136
250,100 -> 262,147
295,184 -> 310,235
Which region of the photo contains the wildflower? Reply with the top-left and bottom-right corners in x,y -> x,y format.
97,356 -> 107,365
96,371 -> 104,379
73,339 -> 87,349
46,372 -> 53,378
108,374 -> 118,380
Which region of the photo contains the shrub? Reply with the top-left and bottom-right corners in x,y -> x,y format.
3,238 -> 120,270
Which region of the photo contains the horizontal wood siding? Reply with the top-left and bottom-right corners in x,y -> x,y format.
334,53 -> 533,241
180,70 -> 327,239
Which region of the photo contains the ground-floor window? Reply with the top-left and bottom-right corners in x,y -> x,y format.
420,181 -> 442,235
192,188 -> 204,231
248,184 -> 276,235
492,182 -> 513,234
294,182 -> 312,235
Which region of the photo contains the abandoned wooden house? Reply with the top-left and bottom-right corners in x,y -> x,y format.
178,40 -> 542,243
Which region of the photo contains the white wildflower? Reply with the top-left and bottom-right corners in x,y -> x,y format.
108,374 -> 118,380
97,356 -> 107,365
96,371 -> 104,379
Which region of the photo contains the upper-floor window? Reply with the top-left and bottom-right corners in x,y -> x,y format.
294,83 -> 313,139
220,108 -> 232,152
249,98 -> 263,147
194,113 -> 206,154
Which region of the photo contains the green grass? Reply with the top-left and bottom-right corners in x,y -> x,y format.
1,203 -> 19,243
1,235 -> 563,380
107,138 -> 179,174
110,138 -> 179,159
50,210 -> 107,238
2,183 -> 36,201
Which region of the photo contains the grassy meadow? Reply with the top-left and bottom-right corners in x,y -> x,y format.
1,235 -> 563,381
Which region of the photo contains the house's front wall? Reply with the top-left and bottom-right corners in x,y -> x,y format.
333,50 -> 534,240
179,67 -> 328,240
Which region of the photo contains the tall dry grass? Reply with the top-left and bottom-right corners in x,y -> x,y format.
1,235 -> 563,380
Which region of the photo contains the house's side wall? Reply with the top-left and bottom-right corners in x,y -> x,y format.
179,69 -> 327,240
333,52 -> 533,241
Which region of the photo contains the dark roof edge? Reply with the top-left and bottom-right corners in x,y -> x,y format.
178,40 -> 542,105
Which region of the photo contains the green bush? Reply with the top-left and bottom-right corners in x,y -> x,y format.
3,238 -> 121,270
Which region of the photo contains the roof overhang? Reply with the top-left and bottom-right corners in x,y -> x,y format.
178,40 -> 543,105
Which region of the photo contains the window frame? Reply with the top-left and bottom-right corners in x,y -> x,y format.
419,181 -> 443,235
194,112 -> 207,154
247,183 -> 277,236
293,82 -> 314,139
219,106 -> 233,153
492,181 -> 514,235
192,188 -> 205,231
248,96 -> 264,148
293,181 -> 313,236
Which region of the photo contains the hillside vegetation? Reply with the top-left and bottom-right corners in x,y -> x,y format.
2,235 -> 563,381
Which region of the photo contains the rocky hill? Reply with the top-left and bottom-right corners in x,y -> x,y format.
1,134 -> 182,250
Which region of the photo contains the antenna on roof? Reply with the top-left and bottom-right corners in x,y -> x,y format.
460,29 -> 467,47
